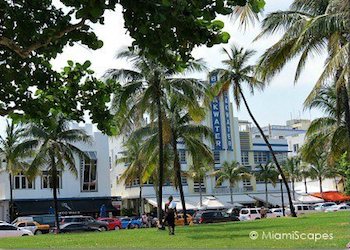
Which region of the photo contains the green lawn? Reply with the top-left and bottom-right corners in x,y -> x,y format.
1,212 -> 349,249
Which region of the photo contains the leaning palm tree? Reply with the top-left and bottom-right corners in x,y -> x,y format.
27,115 -> 91,233
186,157 -> 213,207
256,0 -> 350,142
214,161 -> 251,205
117,138 -> 146,216
0,121 -> 35,221
213,44 -> 297,217
255,162 -> 279,207
283,157 -> 301,200
106,48 -> 206,224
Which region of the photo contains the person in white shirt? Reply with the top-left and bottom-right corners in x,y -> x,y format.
165,196 -> 177,235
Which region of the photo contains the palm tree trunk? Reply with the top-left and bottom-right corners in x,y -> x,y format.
265,180 -> 268,207
155,78 -> 164,227
9,173 -> 14,222
292,179 -> 295,200
139,184 -> 143,216
51,153 -> 60,234
304,178 -> 308,193
334,177 -> 338,192
229,184 -> 233,204
319,177 -> 323,196
238,87 -> 297,217
199,179 -> 203,207
172,137 -> 187,225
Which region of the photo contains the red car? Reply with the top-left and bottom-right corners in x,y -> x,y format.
97,217 -> 122,230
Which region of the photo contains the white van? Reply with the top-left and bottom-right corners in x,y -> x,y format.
239,208 -> 261,221
293,204 -> 317,214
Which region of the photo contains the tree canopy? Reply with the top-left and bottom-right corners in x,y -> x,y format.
0,0 -> 265,134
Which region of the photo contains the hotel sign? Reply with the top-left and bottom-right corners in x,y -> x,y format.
210,73 -> 223,150
223,91 -> 233,151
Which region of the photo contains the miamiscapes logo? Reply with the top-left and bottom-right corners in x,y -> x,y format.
249,230 -> 334,242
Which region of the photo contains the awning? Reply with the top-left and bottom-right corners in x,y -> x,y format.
249,193 -> 290,206
14,197 -> 121,216
198,196 -> 225,210
311,191 -> 350,202
294,194 -> 324,203
145,198 -> 197,211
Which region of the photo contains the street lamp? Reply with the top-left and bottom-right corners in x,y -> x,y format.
278,174 -> 285,217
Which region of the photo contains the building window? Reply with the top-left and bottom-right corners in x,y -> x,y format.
254,152 -> 267,164
181,175 -> 188,185
241,151 -> 249,165
41,171 -> 61,189
214,151 -> 220,164
243,178 -> 251,186
194,178 -> 206,193
81,152 -> 98,192
14,172 -> 34,190
255,177 -> 265,184
293,144 -> 299,153
179,150 -> 186,163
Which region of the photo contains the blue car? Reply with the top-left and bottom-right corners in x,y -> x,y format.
120,217 -> 142,229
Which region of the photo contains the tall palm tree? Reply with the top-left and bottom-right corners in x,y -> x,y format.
0,121 -> 35,221
256,0 -> 350,142
299,162 -> 311,193
255,162 -> 279,207
117,138 -> 146,216
27,115 -> 91,233
213,44 -> 297,217
186,157 -> 213,207
106,49 -> 206,224
283,157 -> 301,200
214,161 -> 251,205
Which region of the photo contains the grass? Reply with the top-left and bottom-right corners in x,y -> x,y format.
0,212 -> 349,249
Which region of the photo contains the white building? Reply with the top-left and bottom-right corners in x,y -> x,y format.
0,124 -> 121,222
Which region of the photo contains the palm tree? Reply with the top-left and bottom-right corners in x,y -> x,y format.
27,115 -> 91,233
106,48 -> 206,224
303,86 -> 348,163
255,162 -> 279,207
283,157 -> 301,200
213,44 -> 297,217
256,0 -> 350,142
214,161 -> 251,205
0,121 -> 35,221
299,162 -> 311,193
186,157 -> 213,207
117,138 -> 146,216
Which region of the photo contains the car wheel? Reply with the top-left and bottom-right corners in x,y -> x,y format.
22,234 -> 29,236
255,218 -> 260,220
100,226 -> 107,232
114,226 -> 120,230
35,230 -> 43,235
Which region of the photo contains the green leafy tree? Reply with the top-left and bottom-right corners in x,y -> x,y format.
0,121 -> 35,221
27,114 -> 91,233
213,44 -> 297,217
255,162 -> 279,207
283,157 -> 301,200
335,152 -> 350,195
299,162 -> 311,193
214,161 -> 251,205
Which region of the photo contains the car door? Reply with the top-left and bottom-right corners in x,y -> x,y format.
0,225 -> 21,237
26,222 -> 37,234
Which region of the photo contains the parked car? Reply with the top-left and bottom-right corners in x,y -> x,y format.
120,217 -> 142,229
314,202 -> 337,211
97,217 -> 122,230
325,204 -> 350,212
61,216 -> 109,231
193,210 -> 239,224
12,214 -> 57,227
14,221 -> 50,235
175,213 -> 193,226
59,223 -> 101,233
268,208 -> 289,217
239,208 -> 261,221
0,223 -> 33,238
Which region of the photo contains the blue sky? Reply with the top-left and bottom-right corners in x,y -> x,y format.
0,0 -> 325,136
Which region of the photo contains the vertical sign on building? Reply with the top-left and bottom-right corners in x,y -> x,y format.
210,73 -> 222,150
223,91 -> 233,151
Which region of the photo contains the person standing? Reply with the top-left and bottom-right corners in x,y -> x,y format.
165,196 -> 177,235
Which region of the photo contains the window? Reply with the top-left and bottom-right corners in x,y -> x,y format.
14,172 -> 34,189
181,175 -> 188,185
214,151 -> 220,164
241,151 -> 249,165
293,144 -> 299,153
242,178 -> 251,186
255,177 -> 265,184
194,178 -> 206,193
81,153 -> 98,192
254,152 -> 267,164
132,178 -> 140,186
0,225 -> 17,230
179,150 -> 186,163
42,171 -> 61,189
